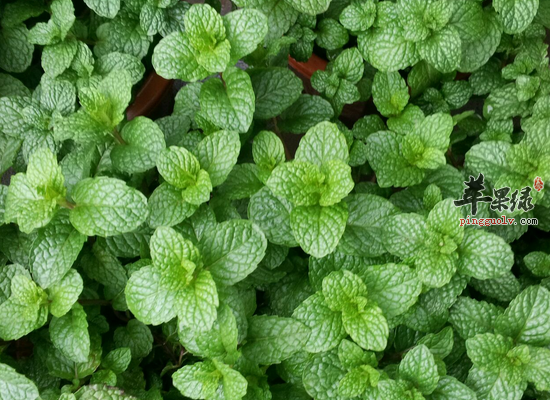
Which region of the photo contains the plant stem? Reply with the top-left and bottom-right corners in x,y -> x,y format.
58,198 -> 76,210
113,128 -> 126,145
271,118 -> 292,160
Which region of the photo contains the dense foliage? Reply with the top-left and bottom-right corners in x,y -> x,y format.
1,0 -> 550,399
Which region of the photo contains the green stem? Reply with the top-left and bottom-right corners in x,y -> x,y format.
58,198 -> 76,210
113,128 -> 126,145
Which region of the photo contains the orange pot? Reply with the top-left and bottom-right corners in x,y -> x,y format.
126,72 -> 173,120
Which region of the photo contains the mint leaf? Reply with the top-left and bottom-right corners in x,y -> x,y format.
50,303 -> 90,363
399,344 -> 439,395
290,203 -> 348,258
242,315 -> 311,365
195,130 -> 240,187
494,285 -> 550,346
494,0 -> 538,33
111,117 -> 166,174
292,292 -> 346,353
200,67 -> 255,132
0,363 -> 39,400
199,219 -> 267,285
30,211 -> 86,288
249,67 -> 303,120
70,177 -> 149,237
223,9 -> 268,64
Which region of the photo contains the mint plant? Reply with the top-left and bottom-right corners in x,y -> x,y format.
1,0 -> 550,399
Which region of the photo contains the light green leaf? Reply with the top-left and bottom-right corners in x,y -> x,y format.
224,9 -> 268,63
418,26 -> 461,73
399,344 -> 439,395
322,270 -> 367,311
342,302 -> 389,352
199,219 -> 267,285
358,26 -> 417,72
249,67 -> 303,120
284,0 -> 331,15
152,31 -> 208,81
292,292 -> 347,353
42,39 -> 77,77
428,376 -> 476,400
84,0 -> 120,18
449,297 -> 502,340
248,187 -> 297,247
102,347 -> 132,375
50,303 -> 90,363
361,263 -> 422,319
457,229 -> 514,280
241,315 -> 311,364
0,362 -> 39,400
157,146 -> 201,189
30,212 -> 86,288
525,346 -> 550,391
148,182 -> 197,228
0,24 -> 34,73
47,269 -> 83,318
494,0 -> 538,33
70,177 -> 148,237
372,71 -> 410,117
494,285 -> 550,346
195,130 -> 240,187
290,203 -> 348,258
338,194 -> 400,257
113,319 -> 153,360
200,67 -> 255,132
111,117 -> 166,174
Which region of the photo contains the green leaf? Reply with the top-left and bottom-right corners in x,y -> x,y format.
241,315 -> 311,364
47,269 -> 83,317
428,376 -> 476,400
315,18 -> 349,50
148,182 -> 197,228
0,24 -> 34,73
30,211 -> 86,288
302,350 -> 346,400
322,270 -> 367,311
195,130 -> 240,187
465,365 -> 526,400
200,67 -> 255,132
340,0 -> 376,32
525,346 -> 550,391
223,9 -> 268,63
292,292 -> 347,353
50,303 -> 90,363
157,146 -> 201,189
358,26 -> 417,72
449,297 -> 502,340
285,0 -> 330,14
295,122 -> 349,166
383,213 -> 428,259
70,177 -> 148,236
524,251 -> 550,277
494,0 -> 538,33
465,333 -> 515,372
248,187 -> 297,247
290,203 -> 348,258
95,52 -> 145,85
457,229 -> 514,280
185,4 -> 230,72
342,301 -> 389,352
399,344 -> 439,395
361,263 -> 422,319
113,319 -> 153,360
42,39 -> 77,77
494,285 -> 550,346
101,348 -> 132,375
252,130 -> 286,178
278,95 -> 334,134
111,117 -> 166,174
95,13 -> 152,60
418,26 -> 462,73
0,362 -> 39,400
372,72 -> 410,117
267,162 -> 324,206
152,31 -> 209,81
338,194 -> 400,257
199,219 -> 267,285
249,67 -> 303,120
84,0 -> 120,18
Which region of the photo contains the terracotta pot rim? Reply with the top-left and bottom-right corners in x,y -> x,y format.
288,54 -> 328,80
126,71 -> 173,120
